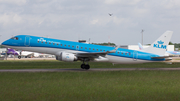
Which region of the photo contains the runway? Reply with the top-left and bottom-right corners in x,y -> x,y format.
1,68 -> 180,72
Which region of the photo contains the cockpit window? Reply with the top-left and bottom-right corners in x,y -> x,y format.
11,37 -> 18,40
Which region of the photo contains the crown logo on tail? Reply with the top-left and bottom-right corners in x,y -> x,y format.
157,40 -> 164,44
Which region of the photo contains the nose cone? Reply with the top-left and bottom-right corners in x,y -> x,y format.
1,40 -> 10,46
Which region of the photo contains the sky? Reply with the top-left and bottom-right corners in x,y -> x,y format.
0,0 -> 180,45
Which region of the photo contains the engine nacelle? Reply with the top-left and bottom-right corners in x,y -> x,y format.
56,52 -> 77,62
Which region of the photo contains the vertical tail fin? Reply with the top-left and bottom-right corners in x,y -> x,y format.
138,43 -> 143,50
142,31 -> 173,56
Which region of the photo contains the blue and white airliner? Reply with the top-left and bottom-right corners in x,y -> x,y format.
1,31 -> 173,69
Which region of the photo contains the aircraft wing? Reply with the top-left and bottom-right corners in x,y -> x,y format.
151,56 -> 170,59
76,52 -> 109,58
76,45 -> 120,58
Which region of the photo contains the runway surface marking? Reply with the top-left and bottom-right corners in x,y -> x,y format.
1,68 -> 180,72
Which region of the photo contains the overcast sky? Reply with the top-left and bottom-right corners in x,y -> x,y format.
0,0 -> 180,45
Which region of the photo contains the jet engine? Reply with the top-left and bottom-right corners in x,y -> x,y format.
56,52 -> 77,62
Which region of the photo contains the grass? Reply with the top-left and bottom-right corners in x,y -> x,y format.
1,61 -> 180,100
0,60 -> 180,69
0,71 -> 180,101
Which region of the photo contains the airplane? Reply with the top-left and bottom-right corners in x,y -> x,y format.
1,31 -> 173,70
1,48 -> 19,56
36,53 -> 55,58
1,48 -> 35,59
166,51 -> 180,56
138,42 -> 180,56
108,13 -> 113,16
17,51 -> 34,59
16,51 -> 52,59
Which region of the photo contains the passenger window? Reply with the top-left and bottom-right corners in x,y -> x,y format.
68,45 -> 70,47
103,50 -> 105,52
61,44 -> 62,46
81,47 -> 83,49
38,41 -> 39,43
57,44 -> 59,45
53,43 -> 55,45
129,52 -> 131,55
118,52 -> 119,54
85,47 -> 87,49
100,50 -> 102,51
49,42 -> 51,44
93,49 -> 95,50
72,46 -> 74,48
121,52 -> 123,54
97,49 -> 98,51
45,42 -> 47,44
89,48 -> 91,50
64,45 -> 66,47
41,41 -> 43,43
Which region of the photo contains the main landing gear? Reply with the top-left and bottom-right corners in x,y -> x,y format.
81,64 -> 90,70
81,59 -> 90,70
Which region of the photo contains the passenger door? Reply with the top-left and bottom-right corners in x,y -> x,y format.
24,36 -> 31,46
133,51 -> 138,61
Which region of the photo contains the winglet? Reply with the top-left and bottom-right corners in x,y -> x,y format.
108,45 -> 120,53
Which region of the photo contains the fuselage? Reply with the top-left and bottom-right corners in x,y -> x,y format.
2,35 -> 164,64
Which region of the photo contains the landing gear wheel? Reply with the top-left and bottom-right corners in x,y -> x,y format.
81,64 -> 90,70
18,56 -> 21,59
81,64 -> 86,69
85,65 -> 90,70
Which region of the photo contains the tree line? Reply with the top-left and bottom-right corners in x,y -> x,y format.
169,42 -> 180,49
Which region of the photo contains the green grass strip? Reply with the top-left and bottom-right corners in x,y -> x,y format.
0,60 -> 179,69
0,71 -> 180,101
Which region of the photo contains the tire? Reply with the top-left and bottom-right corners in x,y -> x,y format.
81,64 -> 86,69
18,56 -> 21,59
85,65 -> 90,70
